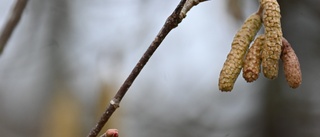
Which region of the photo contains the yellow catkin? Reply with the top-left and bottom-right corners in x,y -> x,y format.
281,38 -> 302,89
243,35 -> 264,82
260,0 -> 283,79
219,13 -> 262,91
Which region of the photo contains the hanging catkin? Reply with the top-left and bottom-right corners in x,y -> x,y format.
281,38 -> 302,88
243,35 -> 264,82
219,13 -> 262,91
260,0 -> 283,79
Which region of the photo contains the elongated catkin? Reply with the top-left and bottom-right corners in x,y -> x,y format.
260,0 -> 283,79
243,35 -> 264,82
281,38 -> 302,88
219,13 -> 262,91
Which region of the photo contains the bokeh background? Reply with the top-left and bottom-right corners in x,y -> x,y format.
0,0 -> 319,137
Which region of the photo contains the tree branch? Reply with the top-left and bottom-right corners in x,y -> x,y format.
87,0 -> 208,137
0,0 -> 28,54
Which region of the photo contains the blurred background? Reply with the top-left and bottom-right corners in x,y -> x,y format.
0,0 -> 319,137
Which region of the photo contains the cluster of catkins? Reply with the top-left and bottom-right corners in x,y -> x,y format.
218,0 -> 302,92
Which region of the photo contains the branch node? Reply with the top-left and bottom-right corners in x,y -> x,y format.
110,98 -> 120,108
180,0 -> 209,18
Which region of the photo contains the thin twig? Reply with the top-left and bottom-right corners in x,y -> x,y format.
87,0 -> 208,136
0,0 -> 28,54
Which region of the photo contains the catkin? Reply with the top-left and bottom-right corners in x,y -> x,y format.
281,38 -> 302,89
219,13 -> 262,91
260,0 -> 283,79
243,35 -> 264,82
